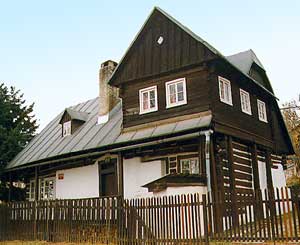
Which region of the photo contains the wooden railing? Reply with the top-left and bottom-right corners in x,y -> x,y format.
0,187 -> 300,244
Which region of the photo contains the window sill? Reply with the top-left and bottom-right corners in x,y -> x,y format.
139,108 -> 158,115
166,100 -> 187,109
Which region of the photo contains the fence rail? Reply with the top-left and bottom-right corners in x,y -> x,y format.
0,187 -> 300,244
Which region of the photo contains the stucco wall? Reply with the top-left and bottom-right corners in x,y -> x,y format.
123,157 -> 165,199
55,163 -> 99,199
154,186 -> 207,197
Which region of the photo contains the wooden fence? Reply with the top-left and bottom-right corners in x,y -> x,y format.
0,187 -> 299,244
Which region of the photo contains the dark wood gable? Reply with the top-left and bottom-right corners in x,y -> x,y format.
109,7 -> 217,86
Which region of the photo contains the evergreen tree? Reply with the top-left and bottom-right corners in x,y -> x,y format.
0,83 -> 38,200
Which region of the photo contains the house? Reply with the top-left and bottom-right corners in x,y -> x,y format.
4,7 -> 293,206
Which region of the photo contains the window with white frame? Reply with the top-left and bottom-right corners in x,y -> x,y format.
63,121 -> 71,137
28,180 -> 35,201
180,158 -> 199,174
39,177 -> 55,200
257,99 -> 267,122
139,86 -> 158,114
240,89 -> 252,115
218,76 -> 232,105
165,78 -> 187,108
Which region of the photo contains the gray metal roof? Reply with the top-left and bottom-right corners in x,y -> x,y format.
226,49 -> 265,75
7,98 -> 212,170
59,108 -> 89,124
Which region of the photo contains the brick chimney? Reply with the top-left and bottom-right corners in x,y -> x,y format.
97,60 -> 119,124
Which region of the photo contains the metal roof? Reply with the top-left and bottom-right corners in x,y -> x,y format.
59,108 -> 89,124
226,49 -> 265,75
7,98 -> 212,170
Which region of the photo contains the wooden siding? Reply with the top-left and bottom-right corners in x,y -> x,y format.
121,67 -> 211,128
110,9 -> 217,86
210,62 -> 288,152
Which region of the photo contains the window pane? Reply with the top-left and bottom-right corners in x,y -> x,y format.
150,98 -> 156,108
177,91 -> 184,102
220,81 -> 225,100
177,82 -> 184,93
181,160 -> 190,174
169,84 -> 176,95
149,90 -> 155,100
143,92 -> 149,110
190,159 -> 199,174
170,94 -> 176,103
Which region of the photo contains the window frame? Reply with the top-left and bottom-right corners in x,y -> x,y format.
218,76 -> 233,106
39,177 -> 56,201
165,78 -> 187,109
28,180 -> 36,201
179,157 -> 200,175
139,85 -> 158,114
62,120 -> 72,137
257,99 -> 268,123
240,89 -> 252,115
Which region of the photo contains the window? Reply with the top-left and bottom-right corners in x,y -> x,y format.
168,156 -> 177,174
218,76 -> 232,105
39,177 -> 55,200
240,89 -> 252,115
165,78 -> 187,108
180,158 -> 199,174
29,180 -> 35,201
257,99 -> 267,122
63,121 -> 71,137
139,86 -> 158,114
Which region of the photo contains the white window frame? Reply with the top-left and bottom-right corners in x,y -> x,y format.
39,177 -> 56,200
139,86 -> 158,114
180,157 -> 199,174
165,78 -> 187,108
257,99 -> 268,123
240,89 -> 252,115
28,179 -> 36,201
218,76 -> 233,106
63,120 -> 72,137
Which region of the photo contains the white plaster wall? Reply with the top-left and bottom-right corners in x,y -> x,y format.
258,160 -> 267,190
154,186 -> 207,197
55,163 -> 99,199
271,164 -> 286,188
123,157 -> 164,199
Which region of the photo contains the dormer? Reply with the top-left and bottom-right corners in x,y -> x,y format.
59,108 -> 89,137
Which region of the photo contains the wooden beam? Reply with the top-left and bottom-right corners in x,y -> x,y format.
251,144 -> 260,190
118,153 -> 124,197
8,172 -> 12,202
34,166 -> 39,201
265,150 -> 273,189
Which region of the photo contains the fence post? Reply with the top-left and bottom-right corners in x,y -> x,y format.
202,194 -> 209,245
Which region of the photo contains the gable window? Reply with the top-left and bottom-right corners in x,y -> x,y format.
180,158 -> 199,174
240,89 -> 252,115
165,78 -> 187,108
62,121 -> 71,137
257,99 -> 267,122
218,76 -> 232,105
139,86 -> 158,114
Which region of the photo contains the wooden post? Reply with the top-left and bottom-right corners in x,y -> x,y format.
251,144 -> 260,190
118,152 -> 124,197
34,166 -> 39,201
265,150 -> 273,189
8,172 -> 12,202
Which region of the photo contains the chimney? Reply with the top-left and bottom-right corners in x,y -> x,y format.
98,60 -> 119,124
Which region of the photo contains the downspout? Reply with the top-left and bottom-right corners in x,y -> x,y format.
204,130 -> 213,194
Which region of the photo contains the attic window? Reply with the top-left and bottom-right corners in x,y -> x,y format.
218,76 -> 232,106
139,86 -> 158,114
165,78 -> 187,108
157,36 -> 164,45
62,121 -> 71,137
257,99 -> 267,123
240,89 -> 252,115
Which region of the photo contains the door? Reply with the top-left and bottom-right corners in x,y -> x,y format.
99,158 -> 118,196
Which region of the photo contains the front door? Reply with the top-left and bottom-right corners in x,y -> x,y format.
99,158 -> 118,196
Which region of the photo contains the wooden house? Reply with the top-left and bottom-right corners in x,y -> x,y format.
5,7 -> 293,206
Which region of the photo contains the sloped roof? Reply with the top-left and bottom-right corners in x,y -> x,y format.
59,108 -> 89,124
226,49 -> 265,75
7,98 -> 212,170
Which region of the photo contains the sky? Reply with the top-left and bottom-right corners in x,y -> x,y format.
0,0 -> 300,130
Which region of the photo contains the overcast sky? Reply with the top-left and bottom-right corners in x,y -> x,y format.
1,0 -> 299,130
